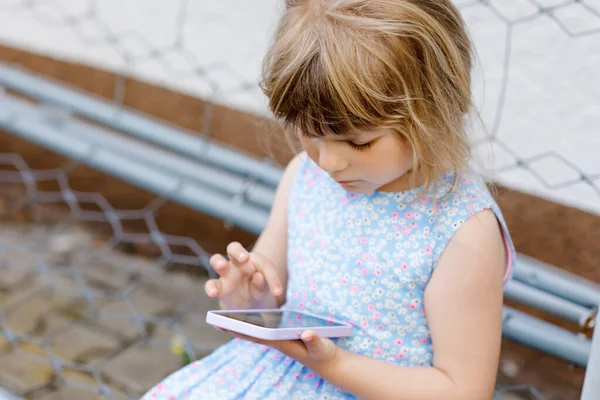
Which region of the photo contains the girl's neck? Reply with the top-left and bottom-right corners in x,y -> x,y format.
377,168 -> 427,193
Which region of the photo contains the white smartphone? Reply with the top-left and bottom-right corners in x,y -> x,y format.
206,309 -> 354,340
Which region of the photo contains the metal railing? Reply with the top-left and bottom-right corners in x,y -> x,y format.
0,68 -> 598,398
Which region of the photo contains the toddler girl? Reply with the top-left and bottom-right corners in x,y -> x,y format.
142,1 -> 515,398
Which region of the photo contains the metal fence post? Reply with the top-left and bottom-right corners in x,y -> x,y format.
581,306 -> 600,399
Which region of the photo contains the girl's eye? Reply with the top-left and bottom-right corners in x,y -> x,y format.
347,140 -> 374,151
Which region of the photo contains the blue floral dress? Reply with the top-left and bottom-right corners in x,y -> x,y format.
140,156 -> 515,399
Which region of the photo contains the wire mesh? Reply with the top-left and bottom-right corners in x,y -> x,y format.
461,0 -> 600,206
0,0 -> 599,399
0,0 -> 598,212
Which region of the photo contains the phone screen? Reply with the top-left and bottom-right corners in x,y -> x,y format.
219,311 -> 346,329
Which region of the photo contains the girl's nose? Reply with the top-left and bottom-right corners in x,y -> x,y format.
318,142 -> 349,174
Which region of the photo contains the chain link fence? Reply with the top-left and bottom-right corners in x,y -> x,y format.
0,0 -> 598,212
0,0 -> 599,399
461,0 -> 600,210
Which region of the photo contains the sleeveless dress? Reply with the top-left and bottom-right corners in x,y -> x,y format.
140,155 -> 516,400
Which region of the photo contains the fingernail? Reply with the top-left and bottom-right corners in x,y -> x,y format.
302,329 -> 316,341
240,252 -> 248,260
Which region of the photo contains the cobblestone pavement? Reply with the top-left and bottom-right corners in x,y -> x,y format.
0,222 -> 231,399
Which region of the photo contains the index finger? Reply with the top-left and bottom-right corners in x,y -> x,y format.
249,252 -> 283,297
226,242 -> 249,264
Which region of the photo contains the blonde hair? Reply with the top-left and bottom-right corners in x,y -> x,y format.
261,0 -> 474,196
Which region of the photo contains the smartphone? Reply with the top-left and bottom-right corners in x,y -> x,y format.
206,309 -> 353,340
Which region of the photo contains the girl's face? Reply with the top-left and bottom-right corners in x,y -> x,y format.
300,127 -> 421,194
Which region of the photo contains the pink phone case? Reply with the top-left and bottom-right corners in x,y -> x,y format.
206,309 -> 354,340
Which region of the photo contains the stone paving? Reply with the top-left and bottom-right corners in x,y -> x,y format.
0,222 -> 231,399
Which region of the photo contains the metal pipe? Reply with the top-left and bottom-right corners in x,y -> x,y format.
4,95 -> 276,210
0,97 -> 270,234
59,119 -> 277,210
504,280 -> 596,327
0,62 -> 284,188
514,254 -> 600,309
502,306 -> 590,367
581,302 -> 600,399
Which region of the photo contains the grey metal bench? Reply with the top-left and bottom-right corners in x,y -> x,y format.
0,62 -> 598,399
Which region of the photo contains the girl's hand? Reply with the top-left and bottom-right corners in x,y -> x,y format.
222,328 -> 340,371
204,242 -> 283,310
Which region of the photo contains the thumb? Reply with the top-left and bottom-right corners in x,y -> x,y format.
301,330 -> 331,357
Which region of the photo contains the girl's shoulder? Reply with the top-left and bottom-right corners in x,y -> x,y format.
430,170 -> 516,283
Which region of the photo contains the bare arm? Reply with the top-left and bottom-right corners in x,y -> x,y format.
312,209 -> 507,400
